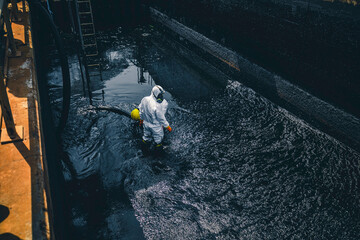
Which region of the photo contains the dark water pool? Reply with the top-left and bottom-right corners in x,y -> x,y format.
47,26 -> 360,239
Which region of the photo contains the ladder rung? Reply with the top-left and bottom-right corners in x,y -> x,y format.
79,12 -> 92,15
86,53 -> 98,57
90,73 -> 101,77
83,41 -> 96,45
83,35 -> 96,39
83,42 -> 96,46
84,43 -> 97,47
81,23 -> 93,26
78,1 -> 90,3
81,27 -> 94,31
83,33 -> 95,37
88,64 -> 100,67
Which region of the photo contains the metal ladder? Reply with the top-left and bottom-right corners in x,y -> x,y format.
76,0 -> 102,78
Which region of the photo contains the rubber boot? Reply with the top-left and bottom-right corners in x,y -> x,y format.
141,139 -> 150,154
154,143 -> 164,157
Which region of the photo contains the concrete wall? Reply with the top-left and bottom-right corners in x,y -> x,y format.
145,0 -> 360,117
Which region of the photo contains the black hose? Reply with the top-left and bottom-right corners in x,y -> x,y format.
92,106 -> 131,118
31,1 -> 71,136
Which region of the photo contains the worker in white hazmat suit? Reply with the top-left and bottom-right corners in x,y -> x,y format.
138,85 -> 172,150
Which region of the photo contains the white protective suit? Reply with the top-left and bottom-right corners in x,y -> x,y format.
139,85 -> 169,144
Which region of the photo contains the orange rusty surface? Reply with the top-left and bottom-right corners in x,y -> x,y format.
0,2 -> 51,240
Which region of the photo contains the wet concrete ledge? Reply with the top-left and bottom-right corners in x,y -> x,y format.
149,7 -> 360,152
0,2 -> 52,240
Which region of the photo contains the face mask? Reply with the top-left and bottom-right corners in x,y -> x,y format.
156,93 -> 164,103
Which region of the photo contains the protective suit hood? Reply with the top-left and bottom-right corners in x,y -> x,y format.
151,85 -> 165,103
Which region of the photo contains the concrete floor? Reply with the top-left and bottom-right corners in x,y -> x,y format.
0,2 -> 51,240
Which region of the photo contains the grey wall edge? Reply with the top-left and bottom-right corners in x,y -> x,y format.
149,7 -> 360,152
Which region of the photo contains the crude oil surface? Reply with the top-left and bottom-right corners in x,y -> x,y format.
46,26 -> 360,239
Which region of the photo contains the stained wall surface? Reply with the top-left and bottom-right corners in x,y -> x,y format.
145,0 -> 360,117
